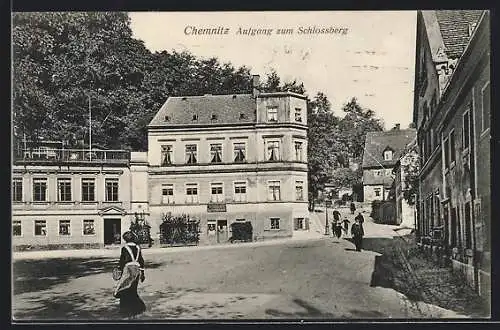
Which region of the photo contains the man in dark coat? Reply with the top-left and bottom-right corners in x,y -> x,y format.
350,202 -> 356,214
351,218 -> 365,251
332,209 -> 341,222
355,212 -> 365,227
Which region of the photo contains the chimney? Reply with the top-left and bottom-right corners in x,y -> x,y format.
393,123 -> 400,130
252,75 -> 260,98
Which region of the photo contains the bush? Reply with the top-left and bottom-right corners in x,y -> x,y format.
229,221 -> 253,242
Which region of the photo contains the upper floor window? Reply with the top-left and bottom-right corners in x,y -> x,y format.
267,107 -> 278,122
13,221 -> 21,236
34,220 -> 47,236
463,110 -> 470,150
185,144 -> 197,164
33,178 -> 47,202
12,178 -> 22,202
81,178 -> 95,202
294,141 -> 303,161
443,136 -> 450,169
59,220 -> 71,236
105,178 -> 119,202
481,81 -> 490,132
161,145 -> 173,165
449,130 -> 456,164
210,183 -> 224,202
58,178 -> 72,202
233,143 -> 246,163
210,144 -> 222,163
234,182 -> 247,202
267,141 -> 280,161
294,108 -> 302,122
268,181 -> 281,201
374,188 -> 381,197
375,170 -> 381,177
186,183 -> 199,203
384,150 -> 393,161
162,184 -> 174,204
295,181 -> 304,201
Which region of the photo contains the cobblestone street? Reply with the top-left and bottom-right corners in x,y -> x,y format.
13,210 -> 467,320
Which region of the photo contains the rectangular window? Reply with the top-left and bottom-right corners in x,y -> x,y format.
161,145 -> 173,166
270,218 -> 280,230
233,143 -> 246,163
294,141 -> 303,161
162,184 -> 174,204
374,188 -> 381,197
58,178 -> 72,202
59,220 -> 71,236
34,220 -> 47,236
12,178 -> 22,202
384,151 -> 393,161
451,208 -> 457,247
210,183 -> 224,202
33,178 -> 47,202
463,110 -> 470,150
83,219 -> 95,235
13,221 -> 21,236
105,178 -> 119,202
465,202 -> 472,249
210,144 -> 222,163
268,181 -> 281,201
444,137 -> 450,169
295,218 -> 304,230
267,141 -> 280,161
449,130 -> 456,164
294,108 -> 302,122
81,178 -> 95,202
481,81 -> 490,132
234,182 -> 247,202
186,183 -> 199,203
267,107 -> 278,121
295,181 -> 304,201
185,144 -> 197,164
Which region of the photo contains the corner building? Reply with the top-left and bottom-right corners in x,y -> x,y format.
147,83 -> 309,245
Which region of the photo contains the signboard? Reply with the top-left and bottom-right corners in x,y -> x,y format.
207,203 -> 227,213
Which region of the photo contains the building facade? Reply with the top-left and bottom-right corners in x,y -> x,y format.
362,127 -> 416,203
413,10 -> 490,298
392,140 -> 417,228
146,77 -> 309,245
12,146 -> 149,251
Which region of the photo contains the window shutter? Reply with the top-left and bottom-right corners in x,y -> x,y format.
294,218 -> 299,230
305,218 -> 310,230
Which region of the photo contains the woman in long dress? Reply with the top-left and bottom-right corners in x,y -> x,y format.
114,231 -> 146,318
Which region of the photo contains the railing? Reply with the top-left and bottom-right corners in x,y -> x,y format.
14,148 -> 130,164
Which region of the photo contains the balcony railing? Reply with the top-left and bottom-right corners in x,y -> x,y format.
14,148 -> 130,165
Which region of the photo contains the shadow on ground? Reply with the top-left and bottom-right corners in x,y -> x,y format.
13,257 -> 165,295
265,298 -> 335,318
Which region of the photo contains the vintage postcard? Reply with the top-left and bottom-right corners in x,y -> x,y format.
11,10 -> 491,321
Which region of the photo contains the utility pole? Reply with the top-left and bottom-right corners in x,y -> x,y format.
88,94 -> 92,161
325,198 -> 331,235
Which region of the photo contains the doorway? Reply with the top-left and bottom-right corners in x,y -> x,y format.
217,220 -> 228,243
104,219 -> 121,245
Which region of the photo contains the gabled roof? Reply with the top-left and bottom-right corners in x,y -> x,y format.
148,94 -> 257,127
423,10 -> 484,62
362,129 -> 417,168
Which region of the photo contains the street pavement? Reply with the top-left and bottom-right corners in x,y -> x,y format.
12,208 -> 464,320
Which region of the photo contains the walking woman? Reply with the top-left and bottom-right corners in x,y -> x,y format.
334,220 -> 343,240
114,231 -> 146,318
351,218 -> 365,251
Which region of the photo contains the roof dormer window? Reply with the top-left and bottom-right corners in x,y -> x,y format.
192,114 -> 198,121
211,114 -> 218,121
164,115 -> 170,122
384,150 -> 393,161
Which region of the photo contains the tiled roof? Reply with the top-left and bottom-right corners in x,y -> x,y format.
149,94 -> 257,127
362,129 -> 417,168
435,10 -> 484,59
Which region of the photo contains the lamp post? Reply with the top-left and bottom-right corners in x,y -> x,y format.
325,198 -> 331,235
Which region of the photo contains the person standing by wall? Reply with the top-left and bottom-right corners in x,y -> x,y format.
342,217 -> 350,235
350,202 -> 356,215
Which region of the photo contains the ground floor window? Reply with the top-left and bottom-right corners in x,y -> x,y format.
13,221 -> 21,236
294,218 -> 304,230
59,220 -> 71,236
374,188 -> 381,197
34,220 -> 47,236
270,218 -> 280,230
464,202 -> 472,249
83,219 -> 95,235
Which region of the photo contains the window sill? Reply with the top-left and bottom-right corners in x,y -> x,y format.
32,201 -> 49,205
81,201 -> 98,204
264,229 -> 282,232
83,233 -> 97,237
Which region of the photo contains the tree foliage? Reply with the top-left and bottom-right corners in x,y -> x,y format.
401,144 -> 420,206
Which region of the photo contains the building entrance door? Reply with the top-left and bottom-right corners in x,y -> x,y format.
104,219 -> 121,245
217,220 -> 228,243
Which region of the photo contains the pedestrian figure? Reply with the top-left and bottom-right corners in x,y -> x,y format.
350,202 -> 356,215
334,220 -> 343,239
355,212 -> 365,228
342,217 -> 350,235
351,218 -> 365,251
114,231 -> 146,318
332,209 -> 341,222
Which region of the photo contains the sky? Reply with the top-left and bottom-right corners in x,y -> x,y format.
129,11 -> 417,130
